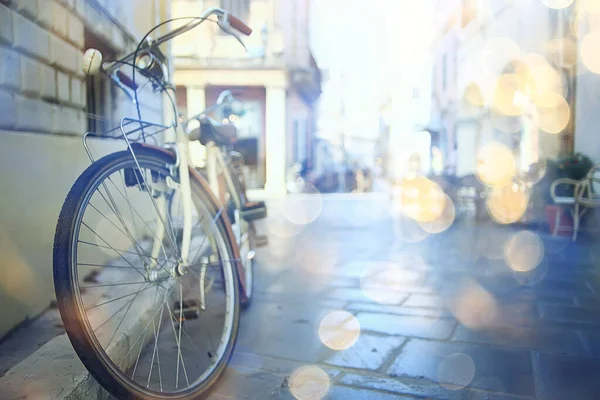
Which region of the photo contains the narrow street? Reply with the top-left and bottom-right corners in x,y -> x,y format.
207,194 -> 600,400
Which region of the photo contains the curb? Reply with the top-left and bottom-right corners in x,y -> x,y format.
0,334 -> 108,400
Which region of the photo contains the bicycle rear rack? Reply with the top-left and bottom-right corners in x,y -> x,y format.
82,117 -> 172,163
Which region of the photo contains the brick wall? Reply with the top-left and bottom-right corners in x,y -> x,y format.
0,0 -> 164,137
0,0 -> 168,339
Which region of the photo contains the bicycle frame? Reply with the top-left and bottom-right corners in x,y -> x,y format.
81,7 -> 251,290
206,142 -> 243,209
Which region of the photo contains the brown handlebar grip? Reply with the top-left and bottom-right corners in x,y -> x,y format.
116,70 -> 139,90
228,14 -> 252,36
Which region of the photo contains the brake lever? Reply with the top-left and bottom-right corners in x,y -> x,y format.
218,13 -> 247,50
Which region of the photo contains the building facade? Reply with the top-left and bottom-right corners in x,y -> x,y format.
171,0 -> 321,196
0,0 -> 170,338
430,0 -> 578,177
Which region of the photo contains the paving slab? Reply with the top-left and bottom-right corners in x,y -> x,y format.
387,339 -> 535,397
532,352 -> 600,400
357,312 -> 457,340
452,325 -> 587,355
346,301 -> 454,319
0,334 -> 104,400
319,333 -> 405,371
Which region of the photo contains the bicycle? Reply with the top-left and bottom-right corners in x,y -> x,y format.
186,90 -> 268,307
53,7 -> 254,399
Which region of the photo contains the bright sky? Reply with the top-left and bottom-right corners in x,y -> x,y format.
310,0 -> 434,140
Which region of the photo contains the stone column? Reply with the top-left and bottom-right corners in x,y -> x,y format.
186,86 -> 206,119
186,86 -> 206,168
264,85 -> 287,196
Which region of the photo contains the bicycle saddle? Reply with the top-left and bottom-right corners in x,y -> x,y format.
189,118 -> 238,146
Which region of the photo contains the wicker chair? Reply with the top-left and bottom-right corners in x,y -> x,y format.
550,164 -> 600,241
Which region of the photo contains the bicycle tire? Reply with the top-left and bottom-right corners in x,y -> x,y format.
53,147 -> 240,399
227,164 -> 256,308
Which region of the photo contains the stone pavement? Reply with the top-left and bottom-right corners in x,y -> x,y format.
206,193 -> 600,400
2,193 -> 600,399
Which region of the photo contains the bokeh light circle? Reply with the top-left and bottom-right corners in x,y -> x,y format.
318,311 -> 361,351
486,183 -> 529,224
492,74 -> 526,116
521,53 -> 565,96
541,0 -> 574,10
516,156 -> 547,186
476,142 -> 516,187
545,39 -> 577,70
581,32 -> 600,74
581,0 -> 600,13
451,279 -> 499,330
513,256 -> 549,286
532,91 -> 570,134
289,365 -> 331,400
397,176 -> 446,222
504,231 -> 544,272
281,184 -> 323,225
419,194 -> 456,234
437,353 -> 476,390
267,213 -> 306,239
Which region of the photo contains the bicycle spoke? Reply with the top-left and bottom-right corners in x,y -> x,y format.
62,153 -> 239,395
164,295 -> 190,388
131,325 -> 149,380
189,207 -> 224,263
125,161 -> 180,253
87,202 -> 132,241
105,283 -> 148,349
95,181 -> 148,267
147,295 -> 166,388
91,283 -> 155,326
117,285 -> 171,369
82,281 -> 147,289
78,240 -> 177,265
175,279 -> 220,354
78,262 -> 143,270
132,287 -> 162,380
80,222 -> 148,280
106,173 -> 172,263
119,168 -> 141,239
176,282 -> 183,389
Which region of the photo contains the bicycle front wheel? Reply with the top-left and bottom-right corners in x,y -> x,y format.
53,148 -> 240,399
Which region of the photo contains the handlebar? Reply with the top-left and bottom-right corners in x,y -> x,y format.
99,7 -> 251,80
115,70 -> 139,91
187,90 -> 237,122
227,14 -> 252,36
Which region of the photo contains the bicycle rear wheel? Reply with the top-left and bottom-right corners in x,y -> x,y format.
227,164 -> 256,308
53,148 -> 240,399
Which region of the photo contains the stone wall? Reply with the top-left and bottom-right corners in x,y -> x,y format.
0,0 -> 168,338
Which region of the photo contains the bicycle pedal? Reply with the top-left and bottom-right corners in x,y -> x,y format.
255,234 -> 269,247
241,201 -> 267,221
173,299 -> 201,321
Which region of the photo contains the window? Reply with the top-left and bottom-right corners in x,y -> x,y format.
220,0 -> 250,20
293,119 -> 307,164
85,30 -> 117,134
